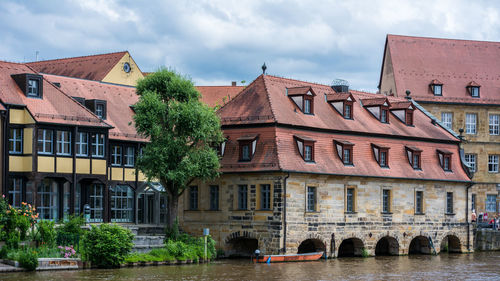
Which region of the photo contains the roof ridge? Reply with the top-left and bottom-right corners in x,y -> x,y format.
26,51 -> 128,64
265,74 -> 332,88
42,73 -> 136,88
261,75 -> 277,122
216,75 -> 263,112
388,34 -> 500,44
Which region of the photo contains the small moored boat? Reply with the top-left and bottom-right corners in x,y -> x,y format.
255,252 -> 324,263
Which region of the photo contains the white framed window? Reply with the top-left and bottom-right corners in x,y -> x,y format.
27,79 -> 39,97
56,131 -> 71,155
9,128 -> 23,154
7,178 -> 23,208
441,112 -> 453,130
304,145 -> 312,161
488,155 -> 499,173
37,129 -> 53,154
433,85 -> 442,96
91,133 -> 105,157
89,183 -> 104,222
304,99 -> 311,114
111,145 -> 122,166
465,113 -> 477,134
76,132 -> 88,156
38,179 -> 59,221
124,147 -> 135,167
486,195 -> 497,212
489,114 -> 499,135
95,103 -> 104,119
464,154 -> 476,172
111,185 -> 134,223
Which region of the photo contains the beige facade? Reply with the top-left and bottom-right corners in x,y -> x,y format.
179,172 -> 472,257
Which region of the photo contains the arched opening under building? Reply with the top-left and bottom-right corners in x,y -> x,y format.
225,237 -> 259,257
375,236 -> 399,256
440,235 -> 462,253
408,236 -> 432,255
297,239 -> 326,254
338,238 -> 364,257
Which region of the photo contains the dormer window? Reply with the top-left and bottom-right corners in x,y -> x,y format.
437,149 -> 453,171
85,99 -> 107,120
390,101 -> 414,126
294,135 -> 316,162
11,73 -> 44,99
95,103 -> 105,119
361,98 -> 391,124
287,86 -> 316,115
327,93 -> 356,120
334,140 -> 354,165
372,144 -> 390,168
238,134 -> 258,162
466,81 -> 480,98
217,137 -> 228,157
430,79 -> 443,96
406,146 -> 422,170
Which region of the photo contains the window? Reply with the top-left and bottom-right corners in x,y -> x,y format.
92,133 -> 105,157
37,179 -> 59,221
471,194 -> 476,211
446,192 -> 454,214
346,187 -> 355,213
430,81 -> 442,96
488,155 -> 499,173
327,93 -> 356,120
76,132 -> 88,156
295,136 -> 315,162
464,154 -> 476,172
307,186 -> 317,212
260,184 -> 271,210
334,140 -> 354,165
486,195 -> 497,212
382,189 -> 391,213
56,131 -> 71,155
124,147 -> 135,167
111,145 -> 122,166
406,146 -> 422,170
189,186 -> 198,210
441,112 -> 453,130
380,108 -> 388,123
344,103 -> 352,119
111,185 -> 134,222
372,144 -> 390,168
490,114 -> 499,135
37,129 -> 53,154
95,103 -> 104,119
7,178 -> 23,208
468,85 -> 480,98
89,183 -> 104,222
27,79 -> 39,97
210,185 -> 219,210
238,135 -> 258,162
287,86 -> 315,114
465,113 -> 477,134
415,191 -> 423,214
9,128 -> 22,154
437,150 -> 452,171
304,99 -> 311,114
238,185 -> 248,210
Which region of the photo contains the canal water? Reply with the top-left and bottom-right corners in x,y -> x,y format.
3,252 -> 500,280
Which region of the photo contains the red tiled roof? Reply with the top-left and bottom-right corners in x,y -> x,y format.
0,61 -> 109,127
326,92 -> 355,102
43,74 -> 146,142
27,51 -> 127,81
390,101 -> 412,110
384,35 -> 500,104
361,97 -> 389,107
287,86 -> 313,96
196,86 -> 244,108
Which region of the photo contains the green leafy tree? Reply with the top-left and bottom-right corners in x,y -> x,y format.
134,69 -> 223,227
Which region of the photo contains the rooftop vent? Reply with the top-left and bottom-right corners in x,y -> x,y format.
331,79 -> 349,93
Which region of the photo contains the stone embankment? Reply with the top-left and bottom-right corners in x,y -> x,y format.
475,229 -> 500,250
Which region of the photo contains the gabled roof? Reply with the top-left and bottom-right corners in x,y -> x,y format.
218,74 -> 458,142
390,101 -> 413,110
360,97 -> 390,107
383,34 -> 500,104
27,51 -> 127,81
0,61 -> 109,128
287,86 -> 315,96
43,74 -> 145,142
196,85 -> 245,108
326,92 -> 355,102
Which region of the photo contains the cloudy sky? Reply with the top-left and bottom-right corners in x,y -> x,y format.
1,0 -> 500,91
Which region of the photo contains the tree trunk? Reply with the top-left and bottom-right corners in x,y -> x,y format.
167,191 -> 179,228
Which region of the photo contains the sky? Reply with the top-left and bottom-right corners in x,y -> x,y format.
1,0 -> 500,92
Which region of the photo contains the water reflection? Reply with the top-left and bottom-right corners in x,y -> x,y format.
2,252 -> 500,281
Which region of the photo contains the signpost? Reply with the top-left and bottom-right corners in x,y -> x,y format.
203,228 -> 209,262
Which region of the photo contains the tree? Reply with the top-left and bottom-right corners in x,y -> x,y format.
134,69 -> 223,227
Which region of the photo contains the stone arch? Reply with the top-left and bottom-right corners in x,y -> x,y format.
375,236 -> 399,256
338,237 -> 365,257
297,238 -> 326,254
408,235 -> 433,255
439,233 -> 462,253
224,231 -> 260,257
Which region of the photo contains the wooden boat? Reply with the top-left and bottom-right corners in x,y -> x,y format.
255,252 -> 324,263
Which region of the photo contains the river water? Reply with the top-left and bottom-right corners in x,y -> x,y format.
3,252 -> 500,281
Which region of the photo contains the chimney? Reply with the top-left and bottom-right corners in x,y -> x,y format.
231,81 -> 237,86
331,79 -> 349,93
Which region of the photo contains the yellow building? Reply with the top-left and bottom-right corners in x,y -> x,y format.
379,34 -> 499,217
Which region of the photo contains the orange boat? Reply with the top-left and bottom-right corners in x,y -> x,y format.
255,252 -> 324,263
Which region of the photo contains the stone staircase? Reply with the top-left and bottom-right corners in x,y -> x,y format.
121,225 -> 166,253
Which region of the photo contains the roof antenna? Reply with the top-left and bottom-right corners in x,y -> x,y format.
35,51 -> 39,62
262,63 -> 267,75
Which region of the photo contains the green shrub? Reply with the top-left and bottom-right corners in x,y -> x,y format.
5,231 -> 20,249
57,215 -> 84,247
149,248 -> 174,261
361,248 -> 370,258
164,219 -> 180,242
36,220 -> 56,247
0,246 -> 8,259
82,224 -> 134,268
19,250 -> 38,271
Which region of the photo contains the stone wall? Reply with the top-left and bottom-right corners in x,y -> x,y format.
475,228 -> 500,250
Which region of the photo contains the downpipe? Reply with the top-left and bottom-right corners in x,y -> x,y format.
466,182 -> 473,252
282,172 -> 290,254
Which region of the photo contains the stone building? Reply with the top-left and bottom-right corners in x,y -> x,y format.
379,35 -> 500,217
178,74 -> 473,257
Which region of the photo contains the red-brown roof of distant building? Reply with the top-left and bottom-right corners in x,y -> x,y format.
196,85 -> 244,108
